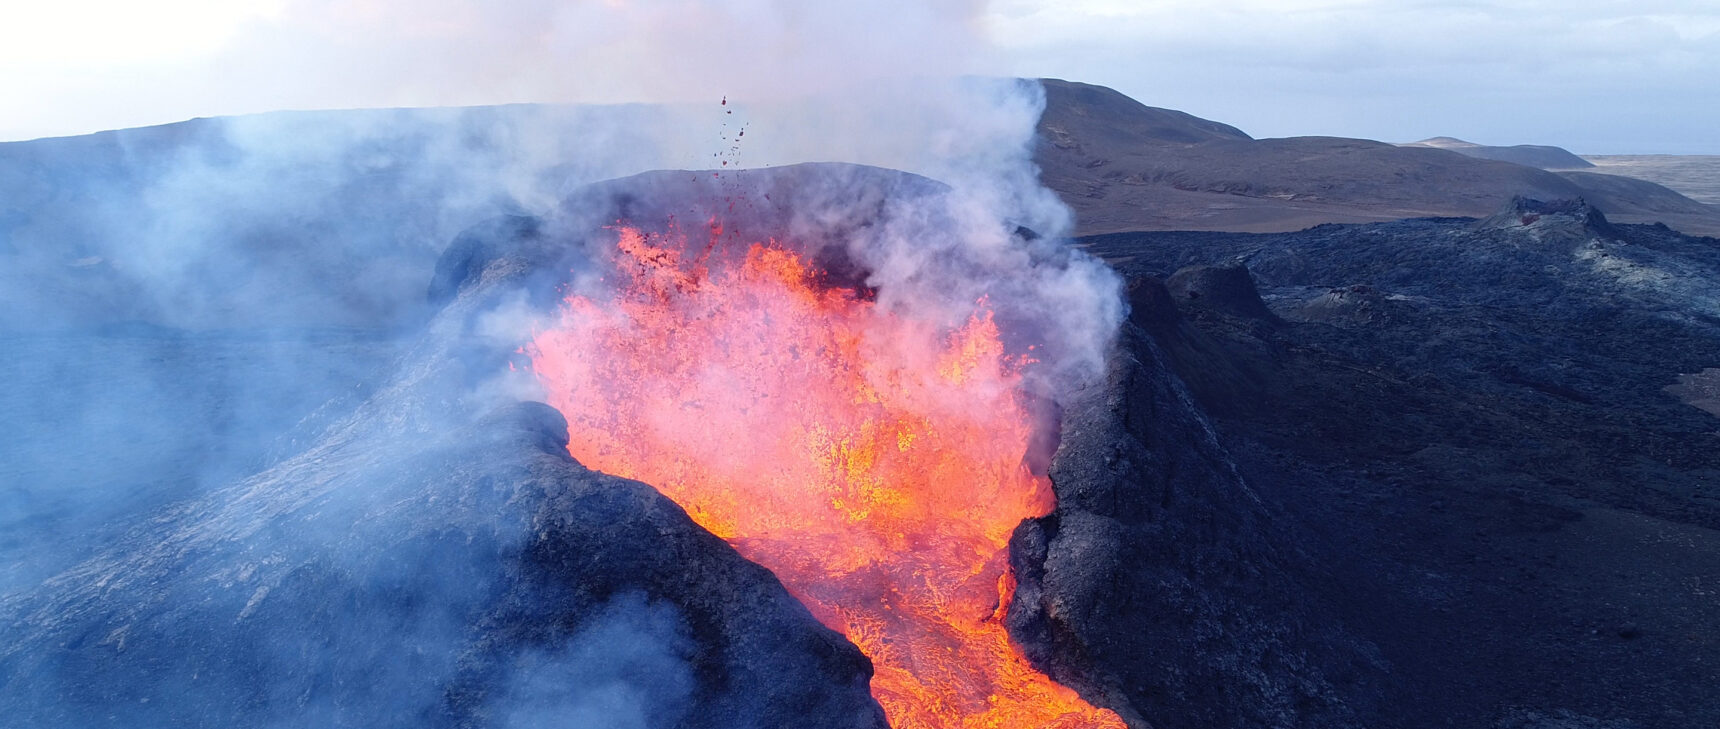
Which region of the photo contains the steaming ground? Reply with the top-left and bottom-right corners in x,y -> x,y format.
0,328 -> 401,596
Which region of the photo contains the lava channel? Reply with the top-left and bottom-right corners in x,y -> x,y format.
530,225 -> 1125,729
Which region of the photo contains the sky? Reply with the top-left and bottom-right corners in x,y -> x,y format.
1,0 -> 1716,153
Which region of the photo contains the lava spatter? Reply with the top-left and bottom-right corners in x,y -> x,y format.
531,225 -> 1124,729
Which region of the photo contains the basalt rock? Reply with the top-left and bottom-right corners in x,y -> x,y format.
1474,196 -> 1621,240
1290,284 -> 1398,327
1165,264 -> 1277,322
1008,324 -> 1379,729
1076,209 -> 1720,728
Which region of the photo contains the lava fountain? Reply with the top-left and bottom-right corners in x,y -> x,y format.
530,224 -> 1124,729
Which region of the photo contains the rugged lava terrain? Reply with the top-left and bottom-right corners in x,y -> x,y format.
1079,199 -> 1720,728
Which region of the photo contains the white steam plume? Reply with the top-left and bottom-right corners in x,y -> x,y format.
0,2 -> 1123,727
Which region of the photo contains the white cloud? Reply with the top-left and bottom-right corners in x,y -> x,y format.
0,0 -> 285,68
985,0 -> 1720,152
0,0 -> 991,140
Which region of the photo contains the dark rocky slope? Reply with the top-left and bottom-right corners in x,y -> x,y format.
1078,199 -> 1720,728
1009,322 -> 1381,729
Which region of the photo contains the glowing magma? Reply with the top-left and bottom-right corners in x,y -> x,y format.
530,226 -> 1125,729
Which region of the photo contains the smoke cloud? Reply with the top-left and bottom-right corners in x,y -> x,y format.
489,593 -> 699,729
1,0 -> 996,140
0,1 -> 1123,726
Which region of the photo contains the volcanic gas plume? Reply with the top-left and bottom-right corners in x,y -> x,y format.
530,224 -> 1125,728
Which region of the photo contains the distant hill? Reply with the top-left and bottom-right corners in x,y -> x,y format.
1035,79 -> 1720,236
1400,136 -> 1594,170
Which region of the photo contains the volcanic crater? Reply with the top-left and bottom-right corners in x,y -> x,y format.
475,163 -> 1357,729
483,164 -> 1137,728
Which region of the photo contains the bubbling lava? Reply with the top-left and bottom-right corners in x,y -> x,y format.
530,225 -> 1124,729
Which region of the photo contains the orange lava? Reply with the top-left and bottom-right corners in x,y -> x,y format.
530,225 -> 1125,729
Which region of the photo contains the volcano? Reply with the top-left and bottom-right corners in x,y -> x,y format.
0,158 -> 1371,728
20,127 -> 1717,729
510,163 -> 1136,726
0,163 -> 1122,727
6,75 -> 1720,728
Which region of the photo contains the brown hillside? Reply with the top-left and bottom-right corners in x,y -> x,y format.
1036,79 -> 1720,236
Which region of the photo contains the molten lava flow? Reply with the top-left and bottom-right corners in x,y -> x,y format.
531,226 -> 1125,729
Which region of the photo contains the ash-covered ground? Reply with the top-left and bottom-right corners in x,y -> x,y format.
0,328 -> 401,595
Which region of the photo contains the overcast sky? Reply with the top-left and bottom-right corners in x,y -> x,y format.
2,0 -> 1716,152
